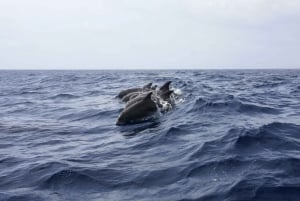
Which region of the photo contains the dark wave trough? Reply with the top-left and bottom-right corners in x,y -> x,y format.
0,70 -> 300,201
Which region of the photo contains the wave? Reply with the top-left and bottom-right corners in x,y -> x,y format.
0,123 -> 51,134
190,97 -> 280,115
190,122 -> 300,159
183,122 -> 300,200
41,169 -> 104,190
252,80 -> 288,88
58,109 -> 118,121
227,170 -> 300,201
232,122 -> 300,154
1,101 -> 34,107
49,93 -> 80,100
19,91 -> 44,95
85,90 -> 103,96
291,85 -> 300,93
30,162 -> 139,191
0,91 -> 44,97
0,192 -> 46,201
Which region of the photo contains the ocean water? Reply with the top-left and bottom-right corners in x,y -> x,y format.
0,70 -> 300,201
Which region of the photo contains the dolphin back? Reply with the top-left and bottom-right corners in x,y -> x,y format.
116,92 -> 157,125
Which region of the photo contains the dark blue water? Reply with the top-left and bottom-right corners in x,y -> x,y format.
0,70 -> 300,201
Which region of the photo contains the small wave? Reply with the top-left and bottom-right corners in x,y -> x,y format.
85,90 -> 103,96
49,93 -> 80,100
163,126 -> 191,138
228,171 -> 300,201
186,150 -> 300,200
0,124 -> 50,134
233,122 -> 300,154
1,101 -> 34,107
0,156 -> 23,168
39,166 -> 138,191
19,91 -> 44,95
41,169 -> 101,190
0,192 -> 45,201
187,156 -> 247,178
252,80 -> 288,88
85,125 -> 113,134
134,167 -> 185,187
58,109 -> 117,121
120,121 -> 161,136
291,85 -> 300,93
189,122 -> 300,160
190,97 -> 280,115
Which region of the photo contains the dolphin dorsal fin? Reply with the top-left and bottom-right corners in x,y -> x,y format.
143,82 -> 152,89
143,92 -> 153,101
159,81 -> 171,91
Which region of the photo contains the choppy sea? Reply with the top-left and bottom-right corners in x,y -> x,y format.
0,70 -> 300,201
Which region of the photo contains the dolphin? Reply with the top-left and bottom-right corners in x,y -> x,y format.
143,82 -> 153,90
159,81 -> 172,94
125,92 -> 151,107
160,90 -> 174,102
117,83 -> 152,99
116,92 -> 157,125
124,89 -> 170,109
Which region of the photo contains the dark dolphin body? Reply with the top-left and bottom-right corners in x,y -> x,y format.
125,92 -> 151,108
160,90 -> 174,102
157,81 -> 173,103
117,83 -> 152,99
116,92 -> 157,125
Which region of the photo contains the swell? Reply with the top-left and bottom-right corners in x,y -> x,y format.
189,97 -> 280,115
189,122 -> 300,158
13,162 -> 147,191
182,122 -> 300,200
232,122 -> 300,153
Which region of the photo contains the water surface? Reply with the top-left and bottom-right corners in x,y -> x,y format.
0,70 -> 300,201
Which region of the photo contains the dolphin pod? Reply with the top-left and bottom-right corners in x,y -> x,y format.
116,81 -> 175,125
